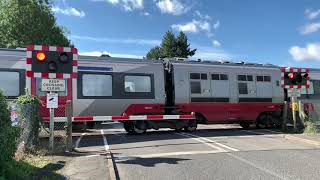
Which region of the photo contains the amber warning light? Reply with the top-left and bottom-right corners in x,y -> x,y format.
36,52 -> 46,61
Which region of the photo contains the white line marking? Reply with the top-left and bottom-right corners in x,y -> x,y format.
100,129 -> 110,151
75,133 -> 87,148
227,153 -> 288,180
122,150 -> 225,159
84,154 -> 101,158
177,133 -> 227,152
179,132 -> 287,179
179,132 -> 240,152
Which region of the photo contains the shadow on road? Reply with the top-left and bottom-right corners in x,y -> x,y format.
116,156 -> 190,167
105,127 -> 280,146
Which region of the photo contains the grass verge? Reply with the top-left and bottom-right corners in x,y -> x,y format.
1,154 -> 66,180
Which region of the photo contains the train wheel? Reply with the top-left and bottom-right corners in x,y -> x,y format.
133,125 -> 146,134
123,122 -> 134,134
240,122 -> 250,129
184,120 -> 197,132
132,121 -> 147,134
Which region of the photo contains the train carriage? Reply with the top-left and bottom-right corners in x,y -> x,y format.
1,48 -> 319,133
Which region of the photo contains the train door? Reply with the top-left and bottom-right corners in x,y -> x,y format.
31,78 -> 72,119
210,73 -> 230,99
236,74 -> 257,101
256,75 -> 272,98
189,72 -> 210,99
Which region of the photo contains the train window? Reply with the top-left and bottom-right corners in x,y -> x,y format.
238,83 -> 248,94
36,78 -> 68,96
0,71 -> 20,96
190,73 -> 200,80
312,80 -> 320,95
264,76 -> 271,82
201,73 -> 207,80
82,74 -> 112,96
190,81 -> 201,94
256,76 -> 263,82
211,74 -> 220,80
220,74 -> 228,80
124,75 -> 151,93
247,75 -> 253,81
238,75 -> 247,81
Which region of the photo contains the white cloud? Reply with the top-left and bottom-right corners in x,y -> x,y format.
213,20 -> 220,29
70,35 -> 161,46
194,10 -> 211,20
156,0 -> 189,15
171,19 -> 213,33
193,49 -> 231,60
79,51 -> 143,58
305,9 -> 320,20
212,40 -> 221,47
142,12 -> 150,16
92,0 -> 143,11
289,43 -> 320,61
52,6 -> 86,17
171,20 -> 198,33
300,22 -> 320,34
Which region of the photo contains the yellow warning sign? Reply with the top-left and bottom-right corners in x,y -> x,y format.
292,102 -> 298,111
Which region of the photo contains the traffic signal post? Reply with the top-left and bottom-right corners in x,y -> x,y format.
281,67 -> 310,130
26,45 -> 78,151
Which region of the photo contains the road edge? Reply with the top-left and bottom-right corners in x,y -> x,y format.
284,134 -> 320,146
101,129 -> 118,180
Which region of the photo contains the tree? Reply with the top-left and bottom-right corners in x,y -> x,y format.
0,0 -> 70,48
146,31 -> 196,60
146,46 -> 162,60
176,31 -> 196,58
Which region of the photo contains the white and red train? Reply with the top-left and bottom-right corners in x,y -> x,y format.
1,48 -> 319,133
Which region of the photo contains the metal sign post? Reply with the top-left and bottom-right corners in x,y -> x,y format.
47,92 -> 58,150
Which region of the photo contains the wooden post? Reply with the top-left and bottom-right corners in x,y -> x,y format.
66,100 -> 73,151
282,101 -> 288,130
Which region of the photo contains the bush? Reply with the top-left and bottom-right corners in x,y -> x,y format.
16,94 -> 41,147
0,91 -> 19,174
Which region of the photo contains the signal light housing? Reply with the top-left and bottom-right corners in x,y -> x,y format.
281,68 -> 310,88
59,52 -> 69,63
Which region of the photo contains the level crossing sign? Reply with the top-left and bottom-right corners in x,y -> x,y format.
46,93 -> 58,109
41,79 -> 65,92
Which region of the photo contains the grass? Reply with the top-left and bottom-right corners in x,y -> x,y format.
303,121 -> 319,135
1,154 -> 66,180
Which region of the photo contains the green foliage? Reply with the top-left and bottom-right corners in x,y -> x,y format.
0,91 -> 20,174
16,94 -> 42,147
303,119 -> 318,134
0,0 -> 70,48
146,46 -> 162,60
146,31 -> 196,60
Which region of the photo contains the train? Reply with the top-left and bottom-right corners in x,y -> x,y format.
1,48 -> 319,133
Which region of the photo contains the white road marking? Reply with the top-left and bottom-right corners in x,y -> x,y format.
84,154 -> 101,158
179,132 -> 287,180
177,133 -> 227,152
179,132 -> 240,152
117,150 -> 225,159
227,153 -> 288,180
100,129 -> 110,151
75,133 -> 87,148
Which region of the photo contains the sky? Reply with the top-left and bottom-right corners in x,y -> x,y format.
51,0 -> 320,68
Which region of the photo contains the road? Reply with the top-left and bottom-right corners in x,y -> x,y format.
74,123 -> 320,180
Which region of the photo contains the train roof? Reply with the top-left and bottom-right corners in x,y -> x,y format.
0,48 -> 319,71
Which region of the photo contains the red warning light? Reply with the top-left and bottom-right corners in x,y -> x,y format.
36,52 -> 46,62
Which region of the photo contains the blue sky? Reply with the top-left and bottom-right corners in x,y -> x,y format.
51,0 -> 320,67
